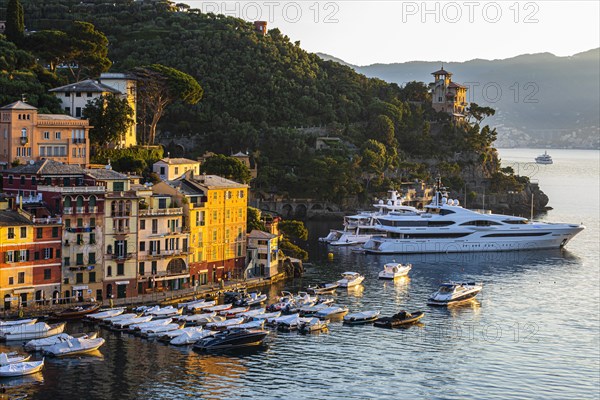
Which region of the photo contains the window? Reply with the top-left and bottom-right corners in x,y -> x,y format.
75,107 -> 81,117
76,92 -> 81,97
20,176 -> 25,185
52,227 -> 59,237
89,272 -> 96,282
212,230 -> 217,241
139,262 -> 145,275
65,219 -> 71,228
89,252 -> 96,264
43,248 -> 53,259
152,219 -> 158,234
77,218 -> 83,228
32,177 -> 36,185
19,250 -> 28,262
90,218 -> 96,227
44,269 -> 51,280
151,261 -> 157,275
139,241 -> 146,251
239,190 -> 244,198
77,234 -> 83,245
7,228 -> 14,239
18,272 -> 25,284
158,198 -> 167,209
36,228 -> 43,239
65,107 -> 70,115
43,131 -> 50,139
76,253 -> 84,265
87,92 -> 92,98
64,93 -> 69,98
20,227 -> 27,238
213,192 -> 218,200
160,167 -> 165,175
8,277 -> 14,285
226,191 -> 232,199
117,263 -> 124,276
107,266 -> 112,277
140,220 -> 145,230
76,273 -> 83,284
113,182 -> 124,192
64,257 -> 70,266
8,176 -> 13,184
55,131 -> 61,139
89,233 -> 96,244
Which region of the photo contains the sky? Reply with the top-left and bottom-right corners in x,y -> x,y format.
183,0 -> 600,65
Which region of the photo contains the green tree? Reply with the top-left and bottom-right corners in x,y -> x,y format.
369,114 -> 396,147
65,21 -> 112,81
25,30 -> 70,73
5,0 -> 24,44
247,207 -> 266,232
83,94 -> 134,147
278,220 -> 308,241
467,103 -> 496,124
134,64 -> 203,145
200,154 -> 252,184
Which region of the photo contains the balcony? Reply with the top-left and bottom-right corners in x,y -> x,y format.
76,207 -> 85,214
111,211 -> 131,217
105,252 -> 134,260
33,216 -> 62,224
113,227 -> 130,234
20,136 -> 28,145
37,185 -> 106,194
88,206 -> 98,214
139,208 -> 183,216
72,138 -> 86,144
63,207 -> 73,215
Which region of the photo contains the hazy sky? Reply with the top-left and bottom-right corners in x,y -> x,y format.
183,0 -> 599,65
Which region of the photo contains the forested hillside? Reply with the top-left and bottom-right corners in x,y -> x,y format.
0,0 -> 521,206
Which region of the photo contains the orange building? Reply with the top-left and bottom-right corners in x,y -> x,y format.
430,67 -> 468,121
0,101 -> 90,168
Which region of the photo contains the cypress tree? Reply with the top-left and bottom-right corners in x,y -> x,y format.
5,0 -> 25,44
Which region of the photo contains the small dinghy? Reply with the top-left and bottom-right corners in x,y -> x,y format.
238,308 -> 266,319
1,322 -> 66,342
306,282 -> 339,295
24,332 -> 97,352
373,311 -> 424,328
112,316 -> 153,331
147,306 -> 182,319
43,337 -> 105,357
0,359 -> 44,377
0,318 -> 37,329
314,306 -> 349,320
274,314 -> 300,331
141,323 -> 183,338
206,304 -> 233,313
102,313 -> 139,326
298,302 -> 333,317
343,310 -> 381,325
170,328 -> 217,346
129,318 -> 172,333
298,317 -> 328,333
427,282 -> 482,306
243,292 -> 268,306
177,299 -> 206,309
206,317 -> 245,331
0,352 -> 31,366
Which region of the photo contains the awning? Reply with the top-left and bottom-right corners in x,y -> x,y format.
153,274 -> 190,282
72,285 -> 89,291
12,288 -> 35,294
116,281 -> 129,285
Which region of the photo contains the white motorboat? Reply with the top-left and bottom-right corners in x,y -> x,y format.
43,337 -> 105,357
239,308 -> 266,319
147,306 -> 182,319
362,178 -> 584,254
1,322 -> 66,342
24,332 -> 97,352
535,151 -> 553,164
140,323 -> 182,338
315,306 -> 349,319
232,320 -> 265,330
170,328 -> 217,346
160,326 -> 205,342
177,312 -> 217,325
205,304 -> 233,313
85,308 -> 125,321
205,317 -> 245,330
102,313 -> 139,325
274,314 -> 301,331
0,352 -> 31,365
177,299 -> 206,309
112,316 -> 153,330
220,306 -> 250,318
140,305 -> 160,315
378,263 -> 412,279
306,282 -> 338,295
295,292 -> 318,307
267,292 -> 296,312
298,317 -> 328,333
0,359 -> 44,377
427,282 -> 483,306
0,318 -> 37,328
298,302 -> 333,317
252,311 -> 281,321
343,310 -> 381,325
188,300 -> 217,313
337,272 -> 365,288
320,190 -> 421,246
237,292 -> 268,306
129,318 -> 172,332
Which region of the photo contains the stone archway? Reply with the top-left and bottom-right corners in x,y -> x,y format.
295,204 -> 307,218
281,204 -> 293,218
167,258 -> 187,274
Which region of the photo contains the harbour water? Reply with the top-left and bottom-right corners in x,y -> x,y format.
1,149 -> 598,399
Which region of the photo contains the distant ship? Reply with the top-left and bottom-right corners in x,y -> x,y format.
535,151 -> 553,164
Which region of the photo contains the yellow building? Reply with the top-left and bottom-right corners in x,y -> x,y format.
152,171 -> 248,285
431,67 -> 468,120
135,185 -> 190,294
152,158 -> 201,181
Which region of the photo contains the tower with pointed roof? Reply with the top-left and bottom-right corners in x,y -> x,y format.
430,67 -> 468,121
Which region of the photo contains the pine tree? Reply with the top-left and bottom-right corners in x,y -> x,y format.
5,0 -> 25,44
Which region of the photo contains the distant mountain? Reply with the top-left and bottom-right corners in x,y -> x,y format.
319,49 -> 600,148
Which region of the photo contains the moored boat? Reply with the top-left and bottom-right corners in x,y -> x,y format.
314,306 -> 349,320
298,317 -> 328,333
1,322 -> 66,342
378,262 -> 411,279
205,317 -> 245,331
343,310 -> 381,325
0,319 -> 37,329
51,303 -> 101,320
337,272 -> 365,288
535,151 -> 553,164
0,352 -> 31,366
306,282 -> 338,295
427,282 -> 482,306
193,328 -> 269,351
170,328 -> 217,346
0,359 -> 44,377
220,306 -> 250,318
188,300 -> 217,313
43,337 -> 105,357
373,311 -> 424,328
24,332 -> 98,352
85,308 -> 125,322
